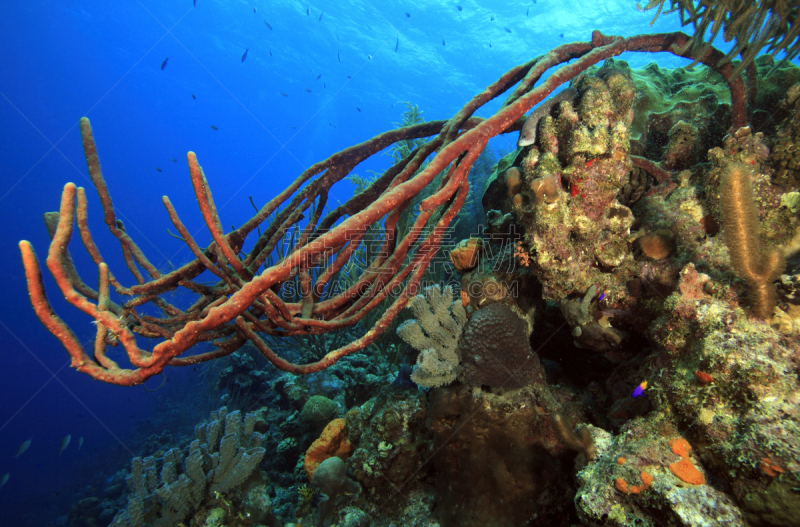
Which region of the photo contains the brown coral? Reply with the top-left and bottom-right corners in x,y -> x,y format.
530,175 -> 561,205
636,232 -> 674,260
505,167 -> 522,197
457,303 -> 545,389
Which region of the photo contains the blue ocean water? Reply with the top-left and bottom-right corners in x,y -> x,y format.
0,1 -> 788,525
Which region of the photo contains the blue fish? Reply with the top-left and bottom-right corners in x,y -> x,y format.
241,48 -> 248,62
160,58 -> 168,70
264,21 -> 272,30
457,5 -> 462,11
306,7 -> 309,15
504,27 -> 511,33
319,11 -> 323,22
395,36 -> 399,52
631,381 -> 648,398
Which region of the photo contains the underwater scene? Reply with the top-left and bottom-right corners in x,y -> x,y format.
2,0 -> 800,526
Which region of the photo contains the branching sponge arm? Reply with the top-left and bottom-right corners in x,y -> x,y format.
719,162 -> 785,319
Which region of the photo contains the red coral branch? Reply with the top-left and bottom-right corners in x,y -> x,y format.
19,32 -> 749,385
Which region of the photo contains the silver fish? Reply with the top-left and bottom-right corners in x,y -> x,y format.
78,437 -> 84,450
518,87 -> 578,147
15,438 -> 31,458
59,434 -> 71,455
0,473 -> 8,488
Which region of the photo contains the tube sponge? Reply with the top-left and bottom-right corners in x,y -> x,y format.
719,162 -> 785,319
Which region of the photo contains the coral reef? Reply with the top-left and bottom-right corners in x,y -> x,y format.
109,407 -> 267,527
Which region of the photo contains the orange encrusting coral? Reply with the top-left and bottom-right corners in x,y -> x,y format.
615,471 -> 653,494
617,457 -> 627,465
694,370 -> 714,384
668,437 -> 705,485
760,457 -> 785,477
304,418 -> 353,480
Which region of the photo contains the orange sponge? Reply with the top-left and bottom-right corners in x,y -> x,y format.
668,437 -> 705,485
304,418 -> 352,480
615,471 -> 653,494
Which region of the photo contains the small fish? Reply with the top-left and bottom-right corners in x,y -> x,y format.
306,7 -> 309,15
368,54 -> 372,60
209,125 -> 219,130
518,87 -> 577,147
457,5 -> 462,11
305,88 -> 312,92
559,33 -> 564,38
280,91 -> 288,96
316,73 -> 321,79
191,94 -> 196,99
338,50 -> 341,62
59,434 -> 71,455
318,11 -> 323,22
193,0 -> 196,6
323,82 -> 326,87
171,158 -> 177,162
491,15 -> 495,21
489,42 -> 492,47
252,6 -> 256,13
504,27 -> 511,33
160,58 -> 168,70
596,289 -> 607,302
336,32 -> 339,41
15,439 -> 31,458
526,8 -> 529,16
0,474 -> 8,488
241,48 -> 248,62
533,0 -> 536,3
631,381 -> 648,398
395,37 -> 399,52
442,38 -> 445,46
356,107 -> 361,112
155,167 -> 162,173
78,437 -> 84,450
347,75 -> 351,79
264,21 -> 272,30
405,12 -> 410,17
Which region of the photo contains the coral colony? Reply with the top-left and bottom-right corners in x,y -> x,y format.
19,25 -> 800,527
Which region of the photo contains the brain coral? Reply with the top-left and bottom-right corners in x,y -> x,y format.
457,303 -> 545,389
